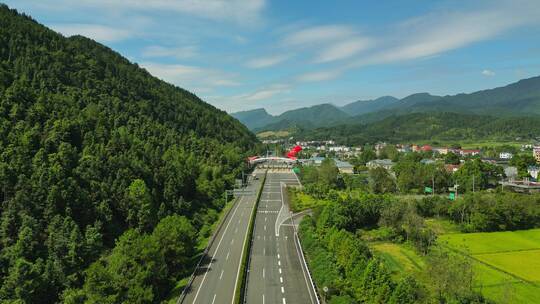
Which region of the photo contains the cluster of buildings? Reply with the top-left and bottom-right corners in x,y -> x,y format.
295,140 -> 362,158
393,144 -> 483,157
292,140 -> 540,181
298,156 -> 355,174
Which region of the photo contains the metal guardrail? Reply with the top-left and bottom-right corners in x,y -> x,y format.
176,196 -> 239,304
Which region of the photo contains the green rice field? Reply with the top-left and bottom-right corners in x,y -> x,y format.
440,229 -> 540,303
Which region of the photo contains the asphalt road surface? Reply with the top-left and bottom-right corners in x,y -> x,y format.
182,174 -> 261,304
245,170 -> 318,304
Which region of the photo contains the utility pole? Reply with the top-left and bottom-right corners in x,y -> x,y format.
432,175 -> 435,196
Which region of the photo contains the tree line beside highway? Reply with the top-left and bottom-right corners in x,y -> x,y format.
0,5 -> 256,303
295,159 -> 540,303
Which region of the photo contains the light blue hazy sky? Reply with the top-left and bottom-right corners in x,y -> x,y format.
5,0 -> 540,114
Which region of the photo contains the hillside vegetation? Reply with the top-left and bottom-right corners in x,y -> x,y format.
0,5 -> 256,303
296,112 -> 540,145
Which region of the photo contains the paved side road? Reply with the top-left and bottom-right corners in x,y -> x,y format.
181,175 -> 261,304
245,171 -> 318,304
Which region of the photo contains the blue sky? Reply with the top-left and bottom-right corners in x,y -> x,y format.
5,0 -> 540,114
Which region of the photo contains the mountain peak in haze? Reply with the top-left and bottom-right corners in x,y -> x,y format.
232,76 -> 540,132
341,96 -> 400,116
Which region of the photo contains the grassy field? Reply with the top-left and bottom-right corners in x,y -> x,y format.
425,218 -> 461,235
371,242 -> 424,276
256,130 -> 290,138
288,190 -> 329,212
440,229 -> 540,303
439,229 -> 540,254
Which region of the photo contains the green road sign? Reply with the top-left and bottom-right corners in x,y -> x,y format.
293,167 -> 300,174
424,187 -> 433,193
449,192 -> 455,200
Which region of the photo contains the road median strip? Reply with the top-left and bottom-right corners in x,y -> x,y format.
236,170 -> 267,304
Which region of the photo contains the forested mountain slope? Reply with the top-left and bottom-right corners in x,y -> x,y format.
232,103 -> 350,131
297,112 -> 540,145
234,76 -> 540,132
340,96 -> 400,116
0,4 -> 256,303
230,107 -> 275,130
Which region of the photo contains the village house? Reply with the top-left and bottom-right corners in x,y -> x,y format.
335,160 -> 354,174
366,159 -> 395,170
499,152 -> 513,160
459,149 -> 480,156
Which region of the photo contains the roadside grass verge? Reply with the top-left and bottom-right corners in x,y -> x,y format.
288,189 -> 329,213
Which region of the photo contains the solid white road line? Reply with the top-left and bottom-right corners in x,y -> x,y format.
192,196 -> 244,303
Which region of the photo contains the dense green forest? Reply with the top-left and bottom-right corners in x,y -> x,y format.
0,4 -> 256,303
295,160 -> 540,303
295,112 -> 540,145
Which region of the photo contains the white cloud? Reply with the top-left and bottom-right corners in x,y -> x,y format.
296,69 -> 344,82
52,23 -> 132,42
245,54 -> 290,68
482,69 -> 495,77
315,38 -> 371,63
244,84 -> 291,101
208,84 -> 291,112
351,1 -> 540,68
141,45 -> 199,59
140,62 -> 240,91
283,25 -> 355,46
33,0 -> 266,24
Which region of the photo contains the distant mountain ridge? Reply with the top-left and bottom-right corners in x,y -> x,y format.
341,96 -> 400,116
231,103 -> 350,131
231,75 -> 540,131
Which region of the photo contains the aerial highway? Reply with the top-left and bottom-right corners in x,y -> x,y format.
245,169 -> 318,304
181,173 -> 261,304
